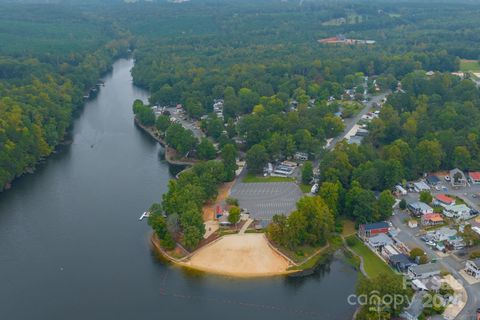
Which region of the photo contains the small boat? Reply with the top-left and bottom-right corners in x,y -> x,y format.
139,211 -> 150,221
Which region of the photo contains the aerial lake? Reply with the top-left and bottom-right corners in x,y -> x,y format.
0,59 -> 357,320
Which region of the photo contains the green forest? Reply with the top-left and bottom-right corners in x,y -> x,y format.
119,0 -> 480,255
3,1 -> 480,317
0,3 -> 131,190
4,0 -> 480,246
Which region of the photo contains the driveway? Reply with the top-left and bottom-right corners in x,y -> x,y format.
326,92 -> 389,151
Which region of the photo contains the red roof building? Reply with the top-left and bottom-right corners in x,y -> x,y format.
421,213 -> 444,226
469,172 -> 480,184
435,194 -> 455,206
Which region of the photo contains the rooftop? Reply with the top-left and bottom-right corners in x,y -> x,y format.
445,204 -> 470,213
469,258 -> 480,268
368,233 -> 394,246
435,194 -> 455,204
426,175 -> 440,185
390,253 -> 413,265
422,213 -> 444,222
409,201 -> 433,212
469,172 -> 480,180
362,221 -> 389,231
409,262 -> 441,275
413,181 -> 430,190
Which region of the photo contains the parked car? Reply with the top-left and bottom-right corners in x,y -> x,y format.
445,176 -> 451,181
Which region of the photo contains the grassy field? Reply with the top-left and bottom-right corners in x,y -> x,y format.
341,218 -> 357,237
300,183 -> 312,193
242,174 -> 295,183
346,235 -> 394,277
459,59 -> 480,72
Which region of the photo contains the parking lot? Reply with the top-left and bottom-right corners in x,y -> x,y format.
230,181 -> 303,221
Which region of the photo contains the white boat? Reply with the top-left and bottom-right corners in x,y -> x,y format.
139,211 -> 151,221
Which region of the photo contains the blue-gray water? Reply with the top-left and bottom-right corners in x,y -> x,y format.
0,59 -> 357,319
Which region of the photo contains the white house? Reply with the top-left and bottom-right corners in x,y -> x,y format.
413,181 -> 431,192
395,185 -> 407,196
408,201 -> 434,216
294,152 -> 309,161
465,259 -> 480,279
443,204 -> 471,220
429,227 -> 457,242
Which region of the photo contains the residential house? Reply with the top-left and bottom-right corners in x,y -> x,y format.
412,276 -> 442,292
213,100 -> 224,119
450,168 -> 467,187
413,181 -> 431,192
446,237 -> 465,250
381,244 -> 401,260
389,254 -> 416,273
294,152 -> 309,161
347,136 -> 364,145
443,204 -> 471,220
408,202 -> 434,216
355,128 -> 369,137
465,259 -> 480,279
469,172 -> 480,184
434,194 -> 455,207
429,227 -> 457,242
426,175 -> 440,186
358,222 -> 390,239
368,233 -> 394,248
394,185 -> 407,196
421,213 -> 444,226
408,220 -> 418,228
408,262 -> 442,279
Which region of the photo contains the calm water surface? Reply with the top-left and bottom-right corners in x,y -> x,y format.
0,59 -> 357,320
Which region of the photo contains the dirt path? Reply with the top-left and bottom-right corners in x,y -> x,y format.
202,180 -> 235,221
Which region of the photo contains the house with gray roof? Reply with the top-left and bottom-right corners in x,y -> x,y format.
408,201 -> 434,216
465,259 -> 480,279
408,262 -> 442,279
367,233 -> 394,248
450,168 -> 467,187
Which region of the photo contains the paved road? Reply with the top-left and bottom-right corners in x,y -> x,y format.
391,210 -> 480,319
166,107 -> 205,140
326,92 -> 389,151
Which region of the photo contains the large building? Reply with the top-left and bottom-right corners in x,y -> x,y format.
358,222 -> 389,239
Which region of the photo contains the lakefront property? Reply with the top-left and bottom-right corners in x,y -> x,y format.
3,1 -> 480,320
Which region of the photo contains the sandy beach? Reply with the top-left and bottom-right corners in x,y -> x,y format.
183,233 -> 292,277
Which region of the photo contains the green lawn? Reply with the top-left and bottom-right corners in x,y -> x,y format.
459,59 -> 480,72
242,174 -> 295,183
300,183 -> 312,193
346,235 -> 394,277
341,218 -> 356,237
